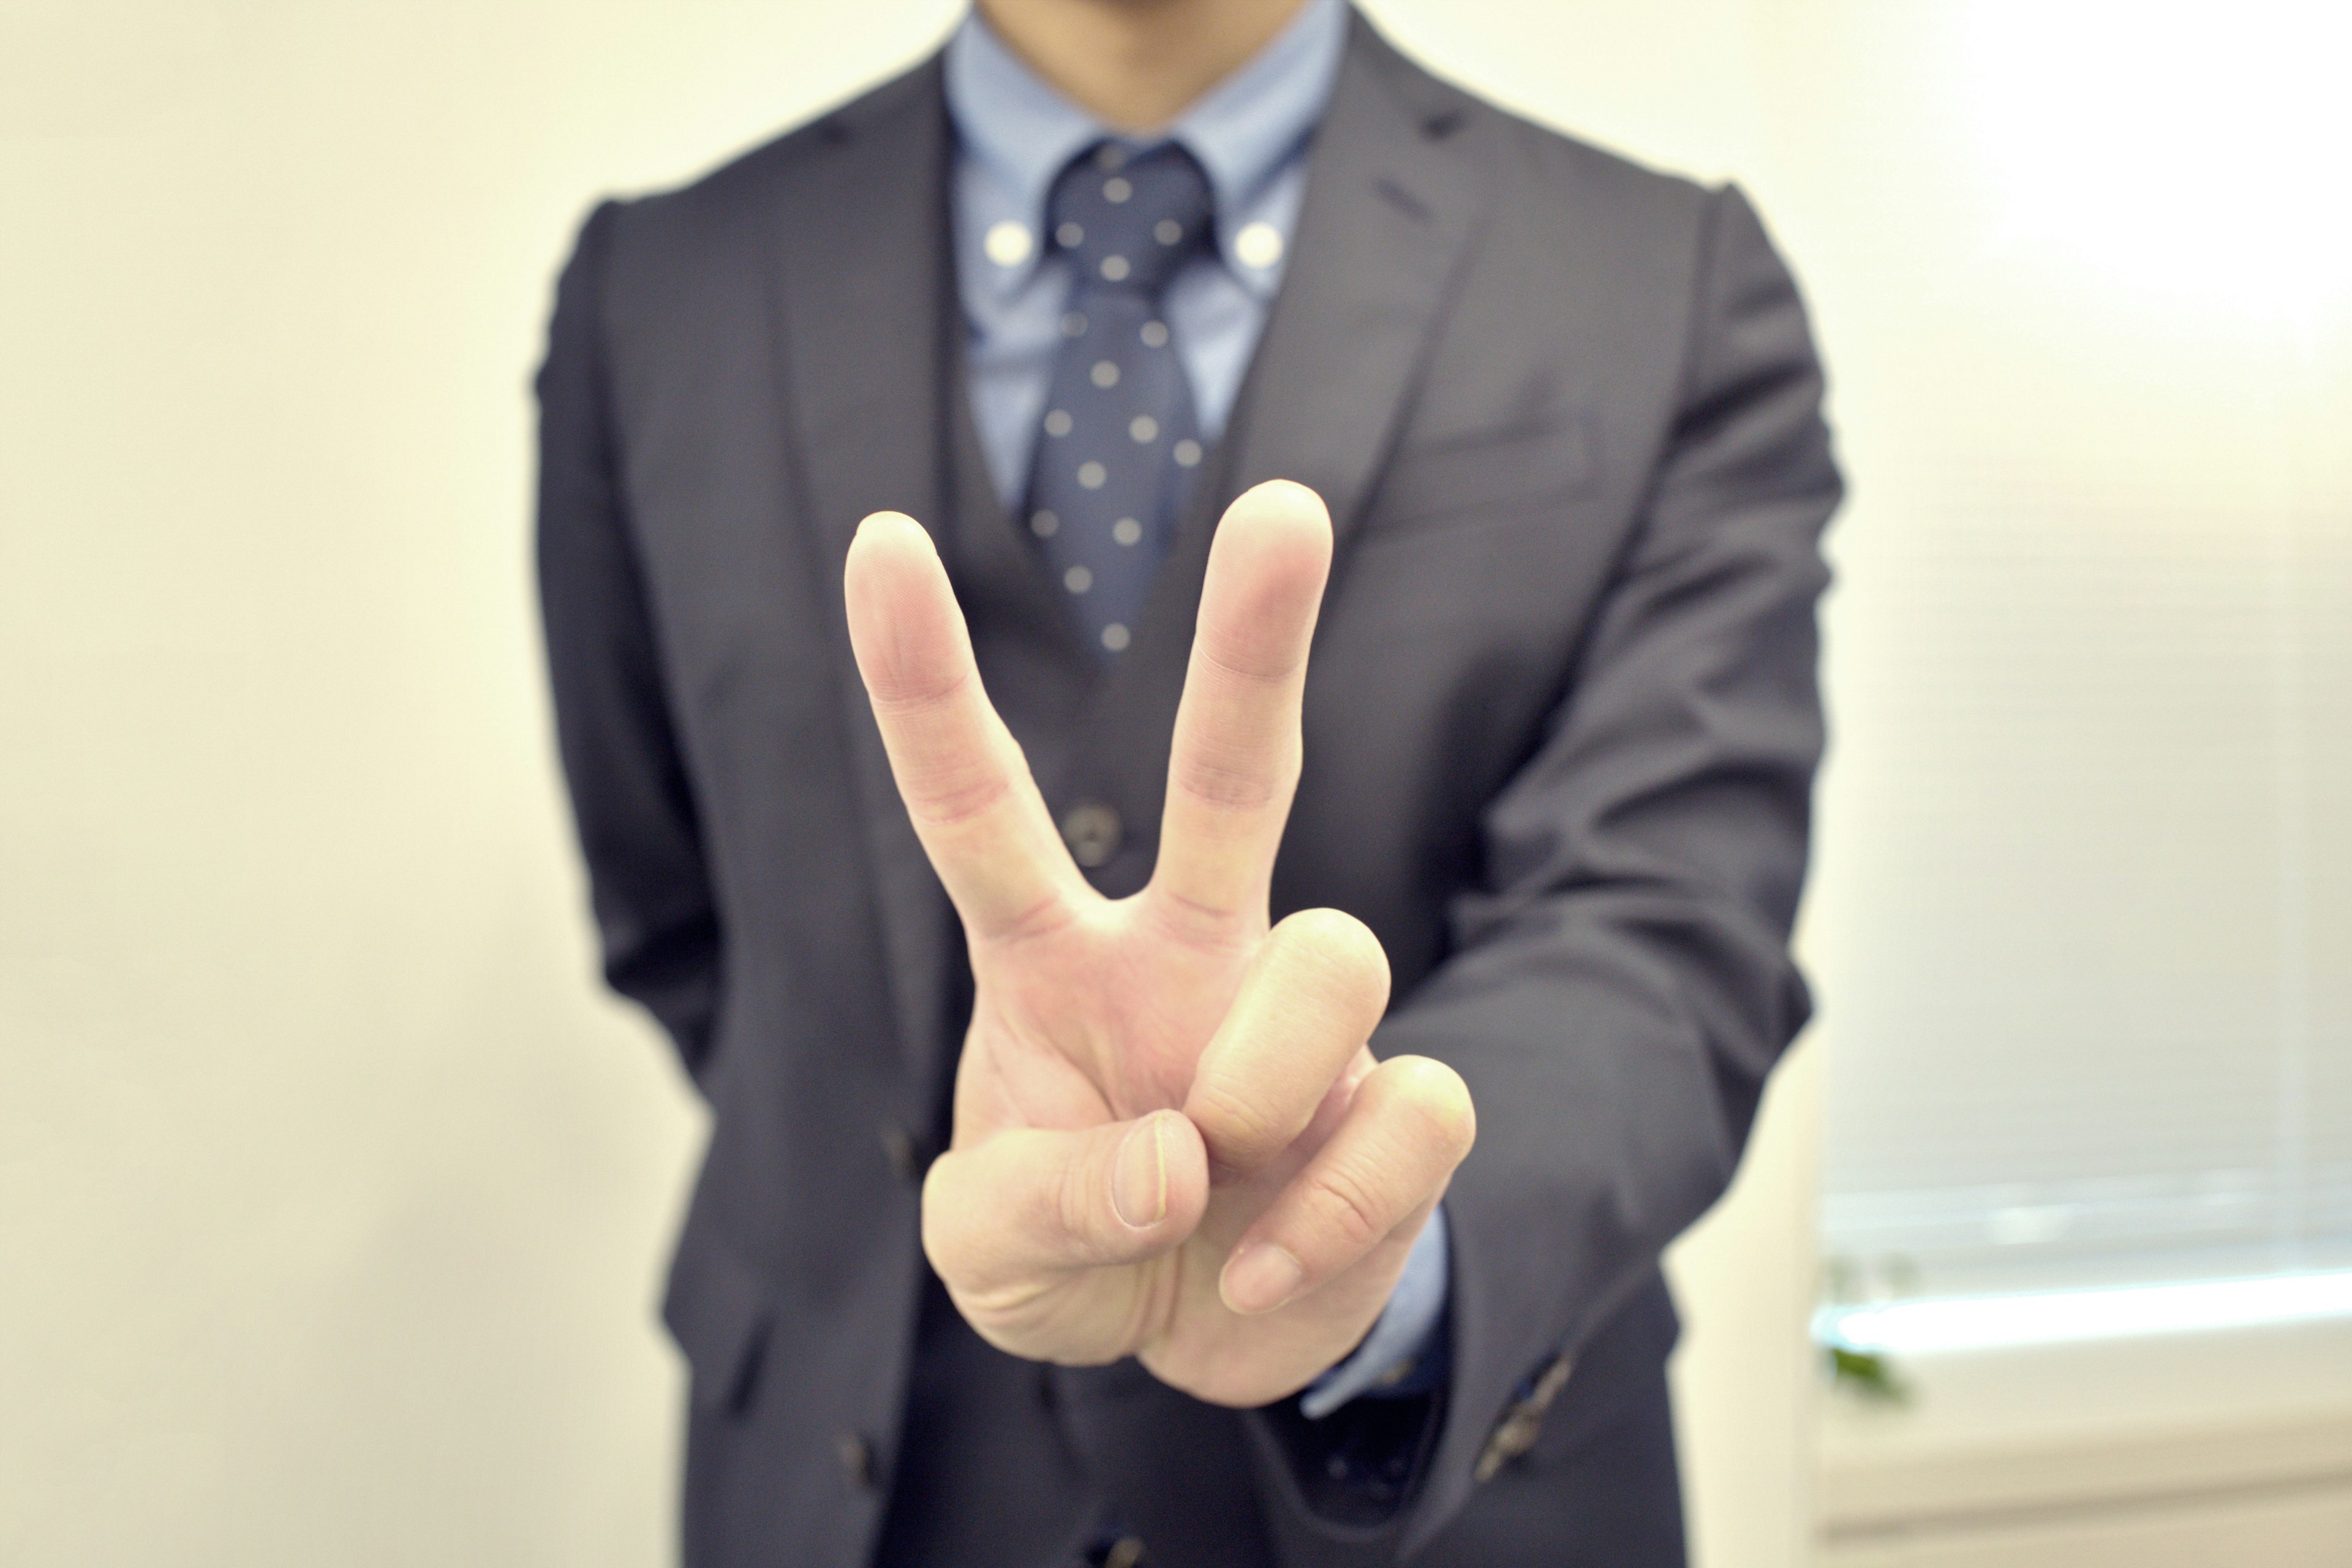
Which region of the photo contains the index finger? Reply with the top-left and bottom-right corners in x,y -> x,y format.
1150,481 -> 1332,930
845,511 -> 1086,941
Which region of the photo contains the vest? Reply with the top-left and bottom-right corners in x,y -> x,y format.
869,334 -> 1246,1564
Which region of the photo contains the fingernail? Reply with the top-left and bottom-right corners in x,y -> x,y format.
1222,1242 -> 1305,1315
1113,1114 -> 1168,1229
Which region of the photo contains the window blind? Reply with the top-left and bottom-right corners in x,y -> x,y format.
1812,466 -> 2349,1300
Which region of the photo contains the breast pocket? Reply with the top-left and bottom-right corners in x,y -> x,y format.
1365,409 -> 1601,538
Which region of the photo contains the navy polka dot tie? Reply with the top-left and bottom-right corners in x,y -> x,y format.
1023,140 -> 1215,655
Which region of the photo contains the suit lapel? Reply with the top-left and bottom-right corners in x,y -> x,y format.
764,58 -> 959,1085
1226,13 -> 1489,548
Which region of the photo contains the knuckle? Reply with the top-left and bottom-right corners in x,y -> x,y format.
919,1155 -> 980,1282
1197,629 -> 1305,688
902,763 -> 1013,829
919,1213 -> 960,1283
1304,1164 -> 1390,1252
1189,1078 -> 1284,1163
1141,886 -> 1256,952
866,658 -> 969,710
1172,747 -> 1284,813
1374,1056 -> 1478,1156
1052,1143 -> 1105,1253
953,1276 -> 1057,1338
992,891 -> 1080,949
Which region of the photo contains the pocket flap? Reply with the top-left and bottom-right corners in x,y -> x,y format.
1371,410 -> 1600,532
661,1220 -> 776,1413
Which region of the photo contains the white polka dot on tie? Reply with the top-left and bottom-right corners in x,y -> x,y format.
1077,460 -> 1107,489
1090,360 -> 1120,388
1095,143 -> 1126,170
1103,176 -> 1132,203
1235,221 -> 1284,270
1044,409 -> 1072,437
984,220 -> 1033,268
1057,221 -> 1084,248
1061,311 -> 1087,337
1112,517 -> 1143,546
1101,623 -> 1131,651
1140,320 -> 1169,348
1155,219 -> 1183,246
1030,510 -> 1059,537
1129,415 -> 1158,443
1065,565 -> 1093,594
1099,255 -> 1130,282
1172,439 -> 1202,467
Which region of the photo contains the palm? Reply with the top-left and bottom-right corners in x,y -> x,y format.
845,483 -> 1473,1409
965,899 -> 1245,1131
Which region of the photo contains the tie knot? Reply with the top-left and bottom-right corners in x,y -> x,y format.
1047,140 -> 1215,296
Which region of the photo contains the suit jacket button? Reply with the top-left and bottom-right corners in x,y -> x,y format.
1060,802 -> 1121,868
834,1430 -> 876,1491
880,1125 -> 924,1183
1474,1354 -> 1575,1482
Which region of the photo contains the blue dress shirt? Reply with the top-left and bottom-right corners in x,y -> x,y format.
941,0 -> 1447,1419
944,0 -> 1335,507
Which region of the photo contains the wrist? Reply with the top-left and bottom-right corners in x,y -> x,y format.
1298,1204 -> 1450,1418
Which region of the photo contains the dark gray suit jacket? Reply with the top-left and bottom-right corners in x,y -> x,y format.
536,13 -> 1839,1567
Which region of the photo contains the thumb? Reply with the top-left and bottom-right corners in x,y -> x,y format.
921,1110 -> 1210,1298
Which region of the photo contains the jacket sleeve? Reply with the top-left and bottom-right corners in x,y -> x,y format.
1252,183 -> 1842,1558
535,200 -> 727,1088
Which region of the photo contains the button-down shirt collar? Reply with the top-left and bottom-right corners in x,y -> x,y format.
943,0 -> 1347,303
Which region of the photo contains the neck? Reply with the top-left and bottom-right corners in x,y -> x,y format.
975,0 -> 1315,132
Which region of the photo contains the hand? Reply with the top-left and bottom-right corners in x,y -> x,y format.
843,480 -> 1476,1409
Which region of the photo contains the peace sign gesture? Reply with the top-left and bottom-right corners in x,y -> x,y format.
844,481 -> 1475,1408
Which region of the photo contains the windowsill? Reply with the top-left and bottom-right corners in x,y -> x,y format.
1817,1313 -> 2352,1544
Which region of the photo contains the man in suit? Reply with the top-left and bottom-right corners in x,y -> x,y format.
535,0 -> 1841,1563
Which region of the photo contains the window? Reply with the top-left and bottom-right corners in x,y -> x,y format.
1801,0 -> 2352,1318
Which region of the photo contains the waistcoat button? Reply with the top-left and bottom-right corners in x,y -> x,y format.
880,1125 -> 922,1184
1060,801 -> 1122,868
834,1430 -> 876,1491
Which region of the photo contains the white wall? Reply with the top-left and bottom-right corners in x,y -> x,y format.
0,4 -> 1828,1564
